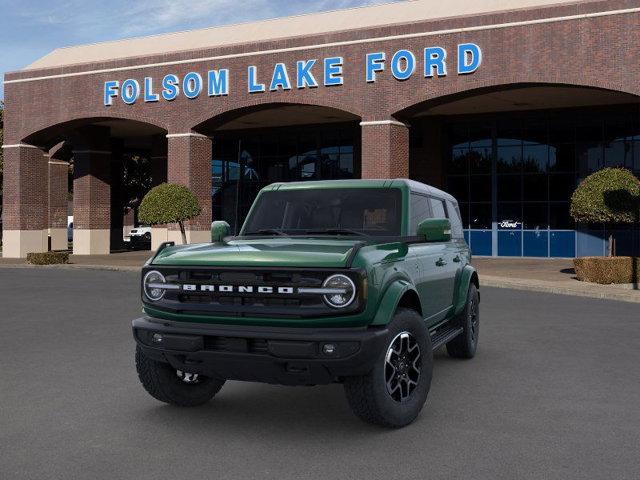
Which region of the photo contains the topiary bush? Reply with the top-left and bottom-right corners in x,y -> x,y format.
138,183 -> 202,244
27,251 -> 69,265
574,256 -> 639,284
570,168 -> 640,256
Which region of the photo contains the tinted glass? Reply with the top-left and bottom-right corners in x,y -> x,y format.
410,193 -> 431,235
447,200 -> 464,239
243,188 -> 402,236
430,198 -> 447,219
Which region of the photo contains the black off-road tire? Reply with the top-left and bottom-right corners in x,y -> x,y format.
446,283 -> 479,359
343,308 -> 433,428
135,346 -> 225,407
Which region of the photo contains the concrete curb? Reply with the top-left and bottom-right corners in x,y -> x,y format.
481,275 -> 640,304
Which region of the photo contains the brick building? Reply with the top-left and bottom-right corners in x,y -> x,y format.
3,0 -> 640,258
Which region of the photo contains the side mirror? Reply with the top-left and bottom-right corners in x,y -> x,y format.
417,218 -> 451,242
211,220 -> 231,243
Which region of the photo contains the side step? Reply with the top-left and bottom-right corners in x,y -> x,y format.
430,326 -> 464,350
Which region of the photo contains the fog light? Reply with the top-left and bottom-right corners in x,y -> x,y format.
152,333 -> 163,343
323,343 -> 336,355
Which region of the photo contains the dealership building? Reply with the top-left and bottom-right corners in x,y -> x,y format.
3,0 -> 640,258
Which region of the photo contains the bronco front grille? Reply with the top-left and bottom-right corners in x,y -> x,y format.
143,267 -> 364,318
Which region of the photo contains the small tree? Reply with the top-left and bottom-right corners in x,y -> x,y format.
570,168 -> 640,256
138,183 -> 202,244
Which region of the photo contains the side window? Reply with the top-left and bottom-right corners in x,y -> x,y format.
430,197 -> 447,219
446,200 -> 464,239
410,193 -> 431,235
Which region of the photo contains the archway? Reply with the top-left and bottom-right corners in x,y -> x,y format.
21,117 -> 167,255
194,103 -> 361,233
396,84 -> 640,258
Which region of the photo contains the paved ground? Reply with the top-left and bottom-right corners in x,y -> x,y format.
1,268 -> 639,480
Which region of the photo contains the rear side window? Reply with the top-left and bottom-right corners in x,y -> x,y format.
410,193 -> 432,235
446,200 -> 464,239
430,198 -> 447,219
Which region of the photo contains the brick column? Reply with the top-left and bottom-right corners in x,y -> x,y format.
166,132 -> 212,244
48,159 -> 69,251
360,120 -> 410,179
150,134 -> 169,250
72,127 -> 112,255
1,144 -> 49,258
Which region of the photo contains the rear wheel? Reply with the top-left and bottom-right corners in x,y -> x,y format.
344,308 -> 433,428
135,346 -> 225,407
446,283 -> 479,359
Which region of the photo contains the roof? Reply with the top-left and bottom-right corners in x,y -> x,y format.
25,0 -> 587,70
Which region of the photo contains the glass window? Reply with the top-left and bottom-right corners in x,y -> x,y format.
470,203 -> 492,229
497,145 -> 522,173
430,198 -> 447,219
450,148 -> 469,174
446,176 -> 469,202
410,193 -> 431,234
469,146 -> 492,173
549,202 -> 573,229
604,140 -> 632,168
498,203 -> 522,229
446,200 -> 464,239
497,175 -> 521,202
470,175 -> 492,202
523,203 -> 548,229
523,144 -> 548,173
242,188 -> 402,236
549,174 -> 576,201
549,144 -> 575,173
458,202 -> 469,229
523,174 -> 548,202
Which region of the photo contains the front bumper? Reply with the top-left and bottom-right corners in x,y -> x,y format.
132,317 -> 389,386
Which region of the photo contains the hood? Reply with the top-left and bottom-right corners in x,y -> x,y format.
151,238 -> 362,268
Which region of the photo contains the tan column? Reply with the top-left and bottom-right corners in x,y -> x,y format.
360,120 -> 410,179
48,159 -> 69,251
1,144 -> 49,258
72,149 -> 112,255
165,132 -> 212,245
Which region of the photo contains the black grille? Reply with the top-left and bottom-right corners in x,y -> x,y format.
144,267 -> 364,318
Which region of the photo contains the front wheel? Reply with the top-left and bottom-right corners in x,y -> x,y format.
343,308 -> 433,428
135,346 -> 225,407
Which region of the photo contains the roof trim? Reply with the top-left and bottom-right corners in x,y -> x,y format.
5,6 -> 639,86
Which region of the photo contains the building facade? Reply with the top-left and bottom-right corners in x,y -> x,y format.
2,0 -> 640,258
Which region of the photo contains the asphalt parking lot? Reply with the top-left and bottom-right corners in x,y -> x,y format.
1,268 -> 639,480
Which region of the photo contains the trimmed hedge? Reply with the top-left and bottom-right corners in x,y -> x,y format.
570,168 -> 640,224
574,256 -> 640,284
27,251 -> 70,265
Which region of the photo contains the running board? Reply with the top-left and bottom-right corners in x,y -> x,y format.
430,326 -> 464,350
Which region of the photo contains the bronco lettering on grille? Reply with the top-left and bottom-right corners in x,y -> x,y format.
182,284 -> 296,294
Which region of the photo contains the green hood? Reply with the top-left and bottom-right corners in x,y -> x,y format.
151,238 -> 361,268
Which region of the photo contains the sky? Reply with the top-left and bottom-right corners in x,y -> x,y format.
0,0 -> 401,100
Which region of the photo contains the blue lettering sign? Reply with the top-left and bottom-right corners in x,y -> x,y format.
161,74 -> 179,101
104,80 -> 119,106
391,50 -> 415,81
183,72 -> 203,99
366,52 -> 385,83
424,47 -> 447,77
248,66 -> 265,93
270,63 -> 292,91
324,57 -> 343,86
296,60 -> 318,89
208,69 -> 229,96
144,77 -> 159,102
458,43 -> 482,74
121,79 -> 140,104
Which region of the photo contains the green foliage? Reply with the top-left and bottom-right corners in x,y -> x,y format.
570,168 -> 640,224
27,251 -> 70,265
122,153 -> 152,209
138,183 -> 202,226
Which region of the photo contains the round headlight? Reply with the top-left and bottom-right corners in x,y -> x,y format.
322,274 -> 356,308
143,270 -> 166,301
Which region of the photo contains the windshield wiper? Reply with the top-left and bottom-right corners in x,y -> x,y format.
302,228 -> 369,237
244,229 -> 289,237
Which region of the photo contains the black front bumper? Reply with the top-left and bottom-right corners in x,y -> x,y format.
132,317 -> 389,386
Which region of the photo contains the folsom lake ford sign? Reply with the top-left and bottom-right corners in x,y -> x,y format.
103,43 -> 482,106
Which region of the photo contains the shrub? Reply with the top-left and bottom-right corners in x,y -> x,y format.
138,183 -> 202,244
570,168 -> 640,256
27,251 -> 70,265
573,256 -> 640,284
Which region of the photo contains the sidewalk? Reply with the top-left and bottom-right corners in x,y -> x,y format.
1,251 -> 639,303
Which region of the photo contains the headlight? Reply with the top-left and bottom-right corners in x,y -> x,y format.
322,274 -> 356,308
143,270 -> 166,301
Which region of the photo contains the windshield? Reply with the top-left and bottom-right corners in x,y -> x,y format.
242,188 -> 402,237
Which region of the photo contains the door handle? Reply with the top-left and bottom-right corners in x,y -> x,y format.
435,258 -> 447,267
453,255 -> 461,263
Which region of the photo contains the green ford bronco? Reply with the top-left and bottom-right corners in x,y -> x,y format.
133,179 -> 479,427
